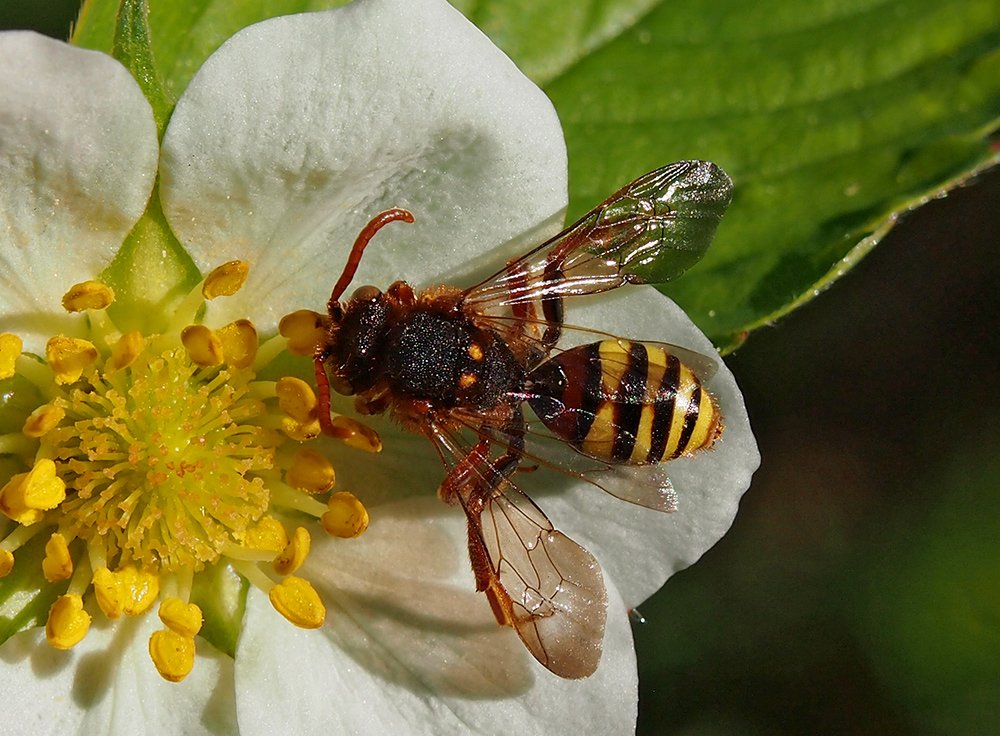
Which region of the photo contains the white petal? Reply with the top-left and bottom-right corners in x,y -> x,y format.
0,32 -> 158,351
0,613 -> 236,735
236,497 -> 636,735
521,287 -> 760,607
159,0 -> 566,329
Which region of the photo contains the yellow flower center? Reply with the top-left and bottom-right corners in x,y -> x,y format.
0,265 -> 378,682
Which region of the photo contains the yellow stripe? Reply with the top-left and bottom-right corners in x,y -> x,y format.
597,340 -> 629,397
682,389 -> 718,455
663,364 -> 697,457
630,344 -> 668,463
581,402 -> 617,459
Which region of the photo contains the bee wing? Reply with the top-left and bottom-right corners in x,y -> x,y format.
467,479 -> 607,679
463,161 -> 733,309
471,418 -> 678,512
431,422 -> 607,678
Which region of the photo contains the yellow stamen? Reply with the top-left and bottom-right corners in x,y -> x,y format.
280,417 -> 321,442
218,319 -> 258,369
61,280 -> 115,312
22,402 -> 65,438
322,491 -> 369,539
45,336 -> 98,384
92,565 -> 160,618
46,594 -> 92,650
285,448 -> 336,493
42,532 -> 73,582
269,575 -> 325,628
273,526 -> 310,576
0,549 -> 13,577
149,629 -> 196,682
244,515 -> 289,554
202,260 -> 249,299
0,459 -> 67,525
158,597 -> 203,638
328,416 -> 383,453
180,325 -> 224,366
0,333 -> 23,379
91,567 -> 123,618
278,310 -> 328,356
107,330 -> 144,372
275,377 -> 317,424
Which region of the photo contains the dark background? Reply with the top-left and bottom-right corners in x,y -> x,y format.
4,3 -> 998,733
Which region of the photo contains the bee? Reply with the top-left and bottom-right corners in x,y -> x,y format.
314,161 -> 733,678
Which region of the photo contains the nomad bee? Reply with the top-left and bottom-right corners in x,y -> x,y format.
314,161 -> 733,678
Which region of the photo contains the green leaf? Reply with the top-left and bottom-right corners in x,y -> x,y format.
458,0 -> 1000,348
73,0 -> 349,98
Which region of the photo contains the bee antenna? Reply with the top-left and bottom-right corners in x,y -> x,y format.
328,208 -> 415,308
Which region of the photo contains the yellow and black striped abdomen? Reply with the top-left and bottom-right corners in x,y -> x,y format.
527,339 -> 722,465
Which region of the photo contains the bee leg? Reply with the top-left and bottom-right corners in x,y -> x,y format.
437,437 -> 491,505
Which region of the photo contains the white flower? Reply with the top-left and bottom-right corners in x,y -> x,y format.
0,0 -> 758,733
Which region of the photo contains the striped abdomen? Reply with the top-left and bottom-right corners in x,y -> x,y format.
527,339 -> 722,465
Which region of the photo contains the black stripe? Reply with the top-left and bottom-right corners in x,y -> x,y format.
673,383 -> 702,459
540,262 -> 564,347
611,342 -> 647,462
573,343 -> 603,446
647,354 -> 681,463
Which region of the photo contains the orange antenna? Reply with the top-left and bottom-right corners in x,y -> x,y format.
328,208 -> 414,309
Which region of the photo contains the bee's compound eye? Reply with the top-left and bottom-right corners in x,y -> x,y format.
351,285 -> 382,302
330,374 -> 354,395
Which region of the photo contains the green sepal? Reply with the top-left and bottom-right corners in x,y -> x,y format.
111,0 -> 175,139
0,534 -> 66,646
0,372 -> 43,436
190,561 -> 248,657
100,183 -> 203,335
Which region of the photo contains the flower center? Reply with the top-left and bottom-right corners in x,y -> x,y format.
0,267 -> 378,682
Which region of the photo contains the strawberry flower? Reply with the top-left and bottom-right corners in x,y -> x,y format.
0,0 -> 758,733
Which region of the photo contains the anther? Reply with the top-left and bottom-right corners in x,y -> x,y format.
92,565 -> 160,618
0,333 -> 23,379
22,402 -> 65,438
107,330 -> 144,372
202,260 -> 250,299
181,325 -> 224,366
276,377 -> 318,424
149,629 -> 196,682
45,336 -> 99,384
278,310 -> 328,356
0,549 -> 13,577
218,319 -> 258,368
0,459 -> 67,525
244,515 -> 289,554
268,575 -> 326,628
158,597 -> 203,638
285,448 -> 336,494
61,280 -> 115,312
273,527 -> 310,576
42,532 -> 73,582
46,594 -> 92,650
327,416 -> 382,453
322,491 -> 370,539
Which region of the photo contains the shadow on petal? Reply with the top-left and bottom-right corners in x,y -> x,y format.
310,498 -> 536,699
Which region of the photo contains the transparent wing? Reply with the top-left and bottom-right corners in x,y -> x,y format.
476,480 -> 607,679
463,161 -> 733,310
431,423 -> 608,678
